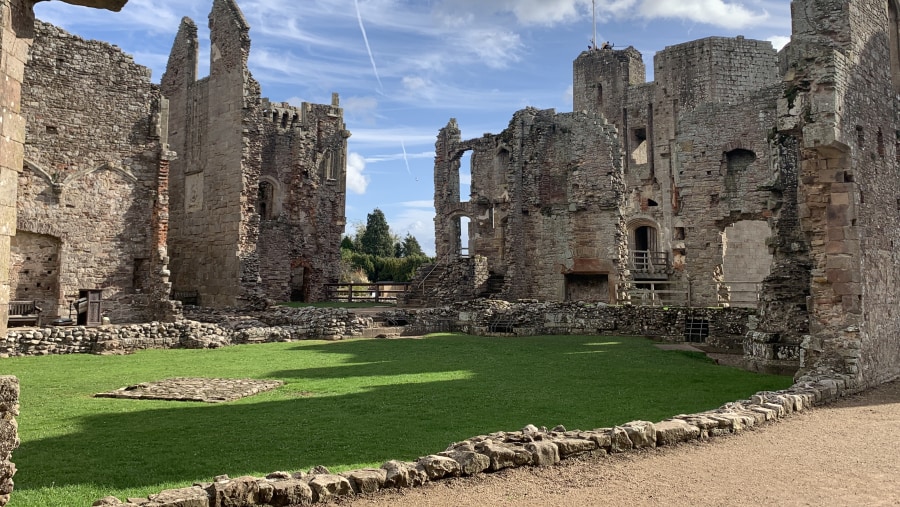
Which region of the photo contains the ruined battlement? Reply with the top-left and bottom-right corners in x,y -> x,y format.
654,36 -> 779,108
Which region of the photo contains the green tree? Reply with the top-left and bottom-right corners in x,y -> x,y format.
400,233 -> 425,257
340,235 -> 355,251
360,208 -> 394,257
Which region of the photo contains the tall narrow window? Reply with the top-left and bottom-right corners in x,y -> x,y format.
258,181 -> 274,220
459,150 -> 472,203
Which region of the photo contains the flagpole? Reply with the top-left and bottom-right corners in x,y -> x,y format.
592,0 -> 597,49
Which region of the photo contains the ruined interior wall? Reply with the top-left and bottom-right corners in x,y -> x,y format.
19,21 -> 163,323
782,0 -> 900,384
491,109 -> 625,301
673,87 -> 781,304
257,100 -> 348,302
722,221 -> 774,306
163,2 -> 251,308
434,119 -> 463,260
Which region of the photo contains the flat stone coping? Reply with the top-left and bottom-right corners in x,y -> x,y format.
94,377 -> 284,403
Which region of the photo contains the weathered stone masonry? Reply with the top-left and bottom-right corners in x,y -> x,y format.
161,0 -> 348,309
423,0 -> 900,383
18,21 -> 175,324
0,376 -> 17,507
1,1 -> 128,504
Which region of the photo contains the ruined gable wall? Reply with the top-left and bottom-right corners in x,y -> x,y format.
782,0 -> 900,384
163,0 -> 258,308
673,86 -> 781,305
19,21 -> 165,323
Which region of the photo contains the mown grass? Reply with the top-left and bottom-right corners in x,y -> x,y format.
3,334 -> 792,506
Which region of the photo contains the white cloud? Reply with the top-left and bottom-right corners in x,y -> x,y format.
637,0 -> 768,29
342,96 -> 380,125
389,203 -> 437,256
768,35 -> 790,51
346,152 -> 370,195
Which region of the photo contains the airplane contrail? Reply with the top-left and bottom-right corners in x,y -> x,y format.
354,0 -> 384,94
400,140 -> 412,175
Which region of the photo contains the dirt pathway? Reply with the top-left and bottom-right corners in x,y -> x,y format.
334,380 -> 900,506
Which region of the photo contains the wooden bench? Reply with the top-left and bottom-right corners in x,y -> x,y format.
8,300 -> 42,327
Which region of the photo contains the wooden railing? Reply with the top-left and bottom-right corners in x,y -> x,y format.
324,282 -> 411,303
617,280 -> 761,308
629,250 -> 669,273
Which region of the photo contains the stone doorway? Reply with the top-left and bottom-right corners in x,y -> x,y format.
10,231 -> 61,317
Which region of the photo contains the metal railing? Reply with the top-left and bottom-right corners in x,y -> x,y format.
324,282 -> 411,303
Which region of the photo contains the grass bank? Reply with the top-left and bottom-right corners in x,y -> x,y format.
3,334 -> 792,506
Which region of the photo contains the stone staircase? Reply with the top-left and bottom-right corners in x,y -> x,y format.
401,263 -> 449,308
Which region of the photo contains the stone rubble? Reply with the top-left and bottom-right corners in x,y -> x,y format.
94,378 -> 284,403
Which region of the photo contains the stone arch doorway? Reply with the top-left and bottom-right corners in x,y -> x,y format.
627,219 -> 663,275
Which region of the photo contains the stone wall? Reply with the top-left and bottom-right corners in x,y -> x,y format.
93,369 -> 863,507
779,0 -> 900,385
430,35 -> 791,314
0,0 -> 38,344
0,306 -> 374,357
162,0 -> 347,308
18,21 -> 172,324
0,376 -> 17,507
431,108 -> 627,304
257,98 -> 348,303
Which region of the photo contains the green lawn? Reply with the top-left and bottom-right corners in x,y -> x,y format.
3,334 -> 792,506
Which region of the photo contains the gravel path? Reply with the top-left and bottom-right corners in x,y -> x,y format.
334,379 -> 900,507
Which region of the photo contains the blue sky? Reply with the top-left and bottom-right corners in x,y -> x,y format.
34,0 -> 792,255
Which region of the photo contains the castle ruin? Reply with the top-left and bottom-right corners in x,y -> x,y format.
10,0 -> 348,323
424,0 -> 900,384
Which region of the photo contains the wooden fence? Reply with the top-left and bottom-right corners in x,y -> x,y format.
324,282 -> 411,303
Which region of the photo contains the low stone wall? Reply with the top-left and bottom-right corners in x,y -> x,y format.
0,377 -> 18,507
1,307 -> 374,357
400,300 -> 756,353
94,370 -> 863,507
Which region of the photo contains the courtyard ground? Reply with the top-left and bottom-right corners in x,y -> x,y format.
335,379 -> 900,506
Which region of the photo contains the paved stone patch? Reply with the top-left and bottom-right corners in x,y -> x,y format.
94,377 -> 283,403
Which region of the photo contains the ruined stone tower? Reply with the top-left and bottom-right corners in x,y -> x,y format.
161,0 -> 348,307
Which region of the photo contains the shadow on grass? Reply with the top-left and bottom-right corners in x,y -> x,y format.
13,335 -> 792,493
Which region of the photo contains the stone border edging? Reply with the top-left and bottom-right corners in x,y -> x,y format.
92,370 -> 865,506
